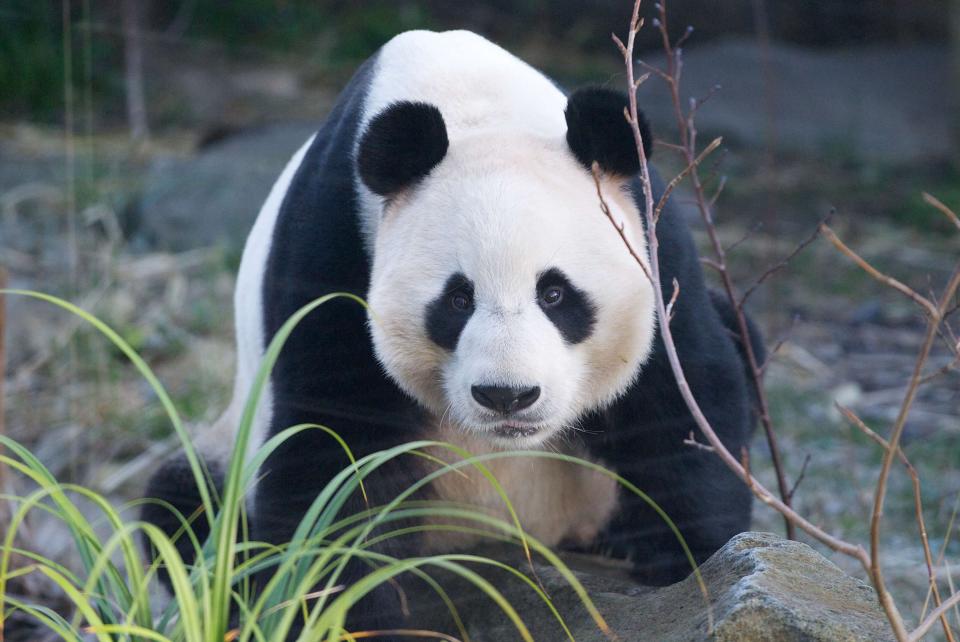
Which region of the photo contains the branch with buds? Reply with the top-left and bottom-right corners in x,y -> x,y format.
608,1 -> 960,640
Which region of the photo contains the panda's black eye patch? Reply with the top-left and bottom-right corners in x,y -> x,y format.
537,268 -> 596,344
426,273 -> 474,350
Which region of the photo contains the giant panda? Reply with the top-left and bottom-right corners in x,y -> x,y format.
142,29 -> 761,635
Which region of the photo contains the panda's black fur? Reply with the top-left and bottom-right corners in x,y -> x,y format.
142,31 -> 761,636
565,85 -> 652,174
357,101 -> 449,196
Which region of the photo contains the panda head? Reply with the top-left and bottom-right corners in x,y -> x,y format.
359,88 -> 656,447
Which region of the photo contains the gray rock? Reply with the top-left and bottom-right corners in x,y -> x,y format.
636,39 -> 949,163
136,122 -> 318,251
425,532 -> 892,641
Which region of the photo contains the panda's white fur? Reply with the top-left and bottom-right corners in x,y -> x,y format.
202,30 -> 655,549
368,134 -> 655,444
361,32 -> 655,444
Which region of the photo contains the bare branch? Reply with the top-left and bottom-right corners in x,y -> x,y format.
820,224 -> 940,319
786,453 -> 812,503
666,278 -> 680,323
838,404 -> 956,642
615,0 -> 865,566
683,431 -> 715,452
654,140 -> 687,155
739,211 -> 832,309
634,71 -> 651,90
919,354 -> 960,385
690,84 -> 722,117
590,163 -> 652,285
724,220 -> 761,254
923,192 -> 960,232
675,24 -> 695,49
615,5 -> 960,640
872,266 -> 960,641
708,175 -> 728,208
913,593 -> 960,642
653,136 -> 723,223
612,32 -> 628,58
700,257 -> 723,273
636,59 -> 672,84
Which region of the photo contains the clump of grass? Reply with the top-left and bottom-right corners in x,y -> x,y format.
1,289 -> 703,640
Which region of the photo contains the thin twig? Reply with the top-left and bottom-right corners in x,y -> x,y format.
739,212 -> 832,309
636,59 -> 671,84
708,175 -> 727,208
838,404 -> 956,642
877,266 -> 960,641
690,84 -> 722,117
820,224 -> 939,319
785,454 -> 811,503
725,219 -> 762,254
918,354 -> 960,385
666,278 -> 680,323
757,316 -> 798,376
590,163 -> 653,285
653,136 -> 722,222
923,192 -> 960,232
615,4 -> 960,641
913,592 -> 960,642
700,257 -> 722,273
683,431 -> 714,452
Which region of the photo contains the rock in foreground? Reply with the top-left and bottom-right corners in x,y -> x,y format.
426,531 -> 892,641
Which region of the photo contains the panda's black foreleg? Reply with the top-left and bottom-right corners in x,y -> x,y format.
585,385 -> 753,586
140,453 -> 224,593
707,289 -> 767,414
596,432 -> 751,586
251,417 -> 427,641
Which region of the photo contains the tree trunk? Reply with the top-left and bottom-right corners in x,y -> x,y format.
122,0 -> 149,141
951,0 -> 960,168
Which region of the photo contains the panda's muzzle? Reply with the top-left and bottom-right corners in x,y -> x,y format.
491,423 -> 541,439
471,384 -> 541,414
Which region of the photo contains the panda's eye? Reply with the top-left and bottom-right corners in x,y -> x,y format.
450,290 -> 473,312
540,285 -> 564,307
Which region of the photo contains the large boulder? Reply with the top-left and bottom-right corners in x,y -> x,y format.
427,531 -> 893,641
135,122 -> 318,252
636,39 -> 949,163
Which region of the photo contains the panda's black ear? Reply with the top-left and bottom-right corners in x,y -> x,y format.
564,87 -> 652,177
357,101 -> 449,196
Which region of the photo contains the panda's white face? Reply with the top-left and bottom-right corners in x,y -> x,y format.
367,132 -> 656,447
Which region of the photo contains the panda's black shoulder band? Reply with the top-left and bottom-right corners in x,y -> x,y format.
564,87 -> 652,177
357,101 -> 449,196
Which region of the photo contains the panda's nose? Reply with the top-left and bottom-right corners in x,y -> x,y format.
471,385 -> 541,413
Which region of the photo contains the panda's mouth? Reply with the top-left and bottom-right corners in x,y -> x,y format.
491,422 -> 542,439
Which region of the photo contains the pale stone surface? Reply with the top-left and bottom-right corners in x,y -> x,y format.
636,39 -> 949,163
136,122 -> 317,251
427,532 -> 894,641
